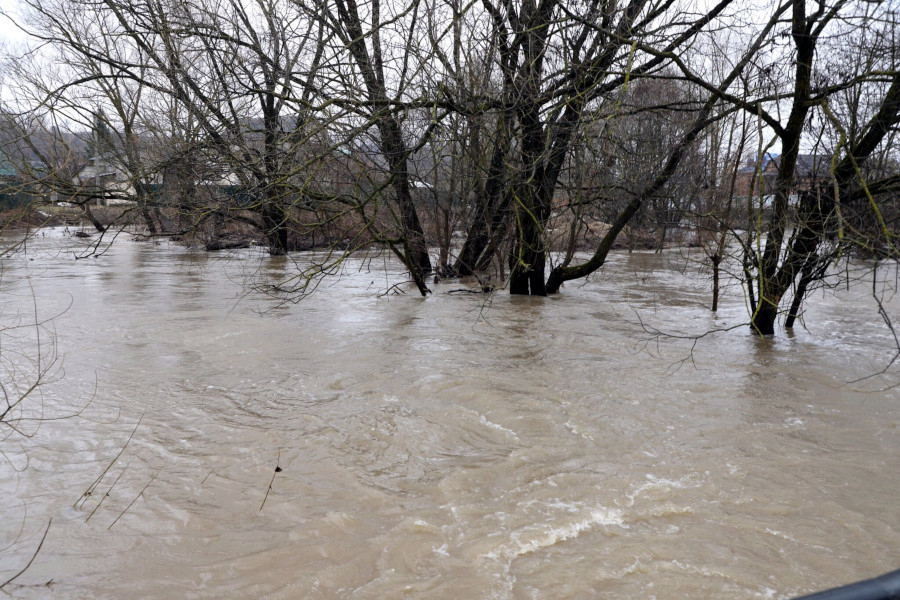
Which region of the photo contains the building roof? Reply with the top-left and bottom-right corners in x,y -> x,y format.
771,153 -> 828,178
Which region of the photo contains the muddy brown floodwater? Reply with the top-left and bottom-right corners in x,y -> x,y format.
0,228 -> 898,599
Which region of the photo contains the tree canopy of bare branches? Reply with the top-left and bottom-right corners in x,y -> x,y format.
1,0 -> 897,332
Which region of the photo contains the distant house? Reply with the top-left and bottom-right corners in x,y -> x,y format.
74,153 -> 139,206
735,153 -> 830,201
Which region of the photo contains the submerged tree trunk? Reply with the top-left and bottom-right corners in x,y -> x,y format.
81,202 -> 106,233
141,207 -> 158,236
135,183 -> 159,236
332,0 -> 432,284
784,258 -> 813,329
509,203 -> 548,295
508,170 -> 552,296
711,254 -> 721,312
261,192 -> 290,256
753,193 -> 826,334
752,303 -> 778,335
454,123 -> 511,276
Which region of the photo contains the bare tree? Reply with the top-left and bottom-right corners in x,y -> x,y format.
735,1 -> 900,334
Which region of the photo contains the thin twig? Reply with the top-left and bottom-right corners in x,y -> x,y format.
107,471 -> 158,530
0,519 -> 52,590
259,450 -> 282,512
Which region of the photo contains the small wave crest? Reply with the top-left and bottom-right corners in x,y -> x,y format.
481,507 -> 624,562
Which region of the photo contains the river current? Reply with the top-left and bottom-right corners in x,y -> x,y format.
1,228 -> 898,598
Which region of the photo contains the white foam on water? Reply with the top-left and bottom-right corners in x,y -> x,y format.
480,507 -> 625,562
626,473 -> 702,506
564,420 -> 595,442
478,414 -> 519,439
764,528 -> 798,543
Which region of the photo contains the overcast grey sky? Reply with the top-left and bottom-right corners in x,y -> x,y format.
0,0 -> 27,45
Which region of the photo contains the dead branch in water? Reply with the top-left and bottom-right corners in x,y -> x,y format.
259,451 -> 282,511
377,282 -> 410,297
108,471 -> 158,530
0,519 -> 52,590
447,286 -> 494,294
